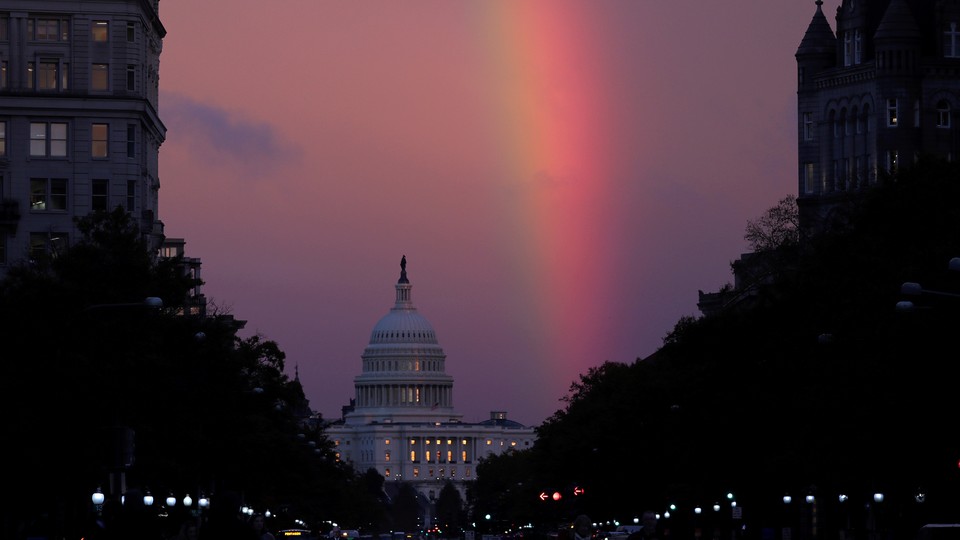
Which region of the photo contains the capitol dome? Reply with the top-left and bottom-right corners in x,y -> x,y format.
344,256 -> 460,425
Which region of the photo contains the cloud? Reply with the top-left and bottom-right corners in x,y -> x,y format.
160,92 -> 302,175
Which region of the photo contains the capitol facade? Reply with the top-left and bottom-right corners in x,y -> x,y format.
325,257 -> 536,504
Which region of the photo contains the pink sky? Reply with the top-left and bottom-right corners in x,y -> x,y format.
156,1 -> 841,426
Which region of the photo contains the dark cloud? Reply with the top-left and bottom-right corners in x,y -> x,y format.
160,92 -> 302,173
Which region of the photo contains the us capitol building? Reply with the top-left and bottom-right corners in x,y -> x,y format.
325,256 -> 536,505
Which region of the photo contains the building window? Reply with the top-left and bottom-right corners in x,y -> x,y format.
92,63 -> 109,90
426,451 -> 433,463
946,22 -> 960,58
30,122 -> 68,157
803,112 -> 814,140
886,150 -> 899,172
126,180 -> 136,211
126,65 -> 136,91
937,100 -> 951,128
29,18 -> 69,41
915,99 -> 921,127
92,179 -> 108,212
0,15 -> 7,41
126,124 -> 136,158
92,123 -> 108,157
384,468 -> 390,477
887,98 -> 898,127
30,232 -> 68,261
844,31 -> 852,66
465,467 -> 471,478
413,467 -> 419,478
29,60 -> 68,90
1,61 -> 7,89
461,450 -> 467,462
38,61 -> 59,90
127,22 -> 135,42
384,451 -> 391,462
410,450 -> 416,462
854,30 -> 862,64
30,178 -> 68,211
92,21 -> 108,42
0,121 -> 5,156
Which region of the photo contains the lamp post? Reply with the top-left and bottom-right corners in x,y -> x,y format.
92,487 -> 105,516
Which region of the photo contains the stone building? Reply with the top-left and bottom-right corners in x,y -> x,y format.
797,0 -> 960,230
0,1 -> 204,310
325,257 -> 536,521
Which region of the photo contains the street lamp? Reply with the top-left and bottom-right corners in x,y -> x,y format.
143,490 -> 154,506
166,493 -> 177,507
92,487 -> 105,515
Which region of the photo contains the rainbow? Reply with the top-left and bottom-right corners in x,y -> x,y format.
471,3 -> 627,383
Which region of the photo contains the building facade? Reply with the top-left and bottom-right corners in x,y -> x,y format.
326,257 -> 536,509
797,0 -> 960,230
699,0 -> 960,316
0,0 -> 173,272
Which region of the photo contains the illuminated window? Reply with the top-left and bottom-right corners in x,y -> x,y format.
887,98 -> 898,127
461,450 -> 467,462
410,439 -> 416,445
385,439 -> 391,445
510,441 -> 517,447
385,451 -> 391,462
461,439 -> 467,445
410,451 -> 416,462
334,440 -> 340,446
30,123 -> 68,157
465,468 -> 471,478
485,440 -> 492,445
30,178 -> 67,211
413,467 -> 419,478
0,121 -> 5,156
37,61 -> 60,90
446,439 -> 452,445
447,451 -> 453,462
92,123 -> 108,157
384,468 -> 391,477
886,150 -> 899,172
29,18 -> 69,41
92,21 -> 108,42
426,439 -> 431,445
92,179 -> 108,211
426,451 -> 433,463
92,63 -> 109,90
30,232 -> 68,261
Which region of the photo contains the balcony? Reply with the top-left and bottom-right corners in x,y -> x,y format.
0,199 -> 20,232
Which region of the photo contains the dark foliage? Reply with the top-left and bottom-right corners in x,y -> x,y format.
469,159 -> 960,534
0,210 -> 369,539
